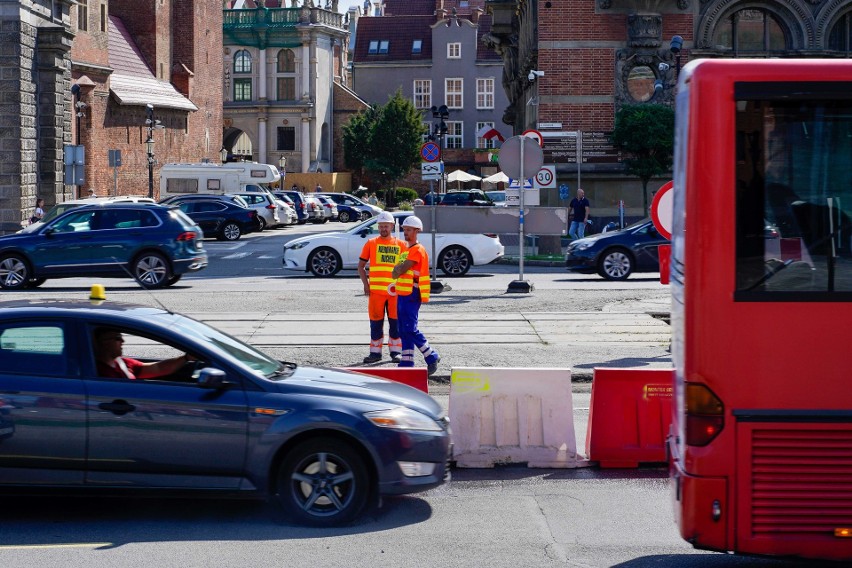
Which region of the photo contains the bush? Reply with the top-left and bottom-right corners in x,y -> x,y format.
394,187 -> 418,203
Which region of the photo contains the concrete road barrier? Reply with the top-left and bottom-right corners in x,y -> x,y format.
449,367 -> 588,468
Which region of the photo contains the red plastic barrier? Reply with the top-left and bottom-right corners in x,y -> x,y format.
658,244 -> 671,285
585,367 -> 674,468
341,367 -> 428,393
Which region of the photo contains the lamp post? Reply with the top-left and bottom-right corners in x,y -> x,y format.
278,155 -> 286,188
221,147 -> 229,163
145,104 -> 155,198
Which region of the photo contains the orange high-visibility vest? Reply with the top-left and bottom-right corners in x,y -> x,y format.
361,236 -> 405,295
396,242 -> 430,302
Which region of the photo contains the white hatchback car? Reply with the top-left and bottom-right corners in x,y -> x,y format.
282,211 -> 504,277
227,191 -> 280,230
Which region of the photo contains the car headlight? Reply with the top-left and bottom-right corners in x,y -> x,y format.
574,241 -> 594,250
364,407 -> 443,431
285,241 -> 309,250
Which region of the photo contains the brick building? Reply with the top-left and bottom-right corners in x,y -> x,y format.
70,0 -> 223,200
485,0 -> 852,220
0,1 -> 74,233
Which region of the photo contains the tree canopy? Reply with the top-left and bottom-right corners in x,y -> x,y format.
342,91 -> 425,205
611,104 -> 675,212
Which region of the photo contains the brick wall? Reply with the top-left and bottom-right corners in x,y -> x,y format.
70,1 -> 223,199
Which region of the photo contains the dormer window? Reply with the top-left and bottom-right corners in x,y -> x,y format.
368,40 -> 379,54
412,40 -> 422,54
379,40 -> 389,54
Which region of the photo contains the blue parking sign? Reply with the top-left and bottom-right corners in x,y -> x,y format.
559,184 -> 570,200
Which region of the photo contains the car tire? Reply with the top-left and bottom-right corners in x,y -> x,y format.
298,219 -> 307,225
338,211 -> 351,223
133,252 -> 171,288
361,212 -> 371,221
0,254 -> 31,290
276,437 -> 370,527
25,278 -> 46,289
219,222 -> 242,241
439,245 -> 472,276
257,217 -> 266,231
165,274 -> 182,287
308,247 -> 342,277
597,248 -> 634,280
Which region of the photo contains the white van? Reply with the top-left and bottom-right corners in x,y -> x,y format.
159,162 -> 281,199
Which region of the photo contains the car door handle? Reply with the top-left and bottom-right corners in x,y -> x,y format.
98,400 -> 136,415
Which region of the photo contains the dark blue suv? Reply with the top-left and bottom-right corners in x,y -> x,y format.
0,203 -> 207,289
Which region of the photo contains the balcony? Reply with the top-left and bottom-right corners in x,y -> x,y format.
224,7 -> 344,49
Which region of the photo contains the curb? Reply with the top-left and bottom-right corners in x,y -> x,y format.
497,256 -> 565,267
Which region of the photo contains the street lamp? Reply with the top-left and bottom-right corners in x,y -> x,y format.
220,147 -> 228,163
145,104 -> 156,198
278,155 -> 286,172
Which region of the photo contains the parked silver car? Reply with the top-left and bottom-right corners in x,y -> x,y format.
304,195 -> 327,224
314,195 -> 339,221
228,191 -> 280,230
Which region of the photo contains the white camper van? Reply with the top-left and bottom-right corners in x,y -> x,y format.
159,162 -> 281,199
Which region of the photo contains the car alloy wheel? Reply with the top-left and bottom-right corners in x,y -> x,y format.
338,211 -> 351,223
257,216 -> 266,231
308,247 -> 342,277
598,248 -> 633,280
277,437 -> 369,526
361,212 -> 371,221
221,222 -> 242,241
134,252 -> 170,288
0,254 -> 30,290
439,246 -> 472,276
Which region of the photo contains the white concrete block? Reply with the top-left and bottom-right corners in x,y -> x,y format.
449,367 -> 587,468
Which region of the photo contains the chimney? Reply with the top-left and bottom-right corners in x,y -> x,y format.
436,0 -> 446,20
472,7 -> 483,24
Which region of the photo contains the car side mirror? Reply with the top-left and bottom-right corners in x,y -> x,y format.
196,367 -> 227,389
43,227 -> 56,237
358,229 -> 370,238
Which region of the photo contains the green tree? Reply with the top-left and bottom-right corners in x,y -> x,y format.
342,106 -> 378,187
611,104 -> 675,213
342,92 -> 426,206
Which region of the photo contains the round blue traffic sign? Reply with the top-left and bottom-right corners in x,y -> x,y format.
421,142 -> 441,162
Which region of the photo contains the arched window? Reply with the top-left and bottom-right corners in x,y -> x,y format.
829,13 -> 852,52
277,49 -> 295,73
234,50 -> 252,74
712,9 -> 787,53
276,49 -> 296,101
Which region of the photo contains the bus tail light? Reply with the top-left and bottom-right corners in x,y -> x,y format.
685,383 -> 724,446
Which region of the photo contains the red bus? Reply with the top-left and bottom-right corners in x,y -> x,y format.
669,59 -> 852,561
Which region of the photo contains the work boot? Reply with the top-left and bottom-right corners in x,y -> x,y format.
390,353 -> 401,363
427,356 -> 441,376
363,353 -> 382,363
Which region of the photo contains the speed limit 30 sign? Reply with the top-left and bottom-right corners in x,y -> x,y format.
534,165 -> 556,189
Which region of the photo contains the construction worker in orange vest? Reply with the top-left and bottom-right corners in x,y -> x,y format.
392,215 -> 441,375
358,211 -> 406,363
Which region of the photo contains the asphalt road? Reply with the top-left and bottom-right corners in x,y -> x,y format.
0,223 -> 818,567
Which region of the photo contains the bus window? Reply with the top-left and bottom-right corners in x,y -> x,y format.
734,91 -> 852,296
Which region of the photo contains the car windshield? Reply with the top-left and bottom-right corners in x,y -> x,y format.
40,203 -> 82,224
345,214 -> 409,235
486,192 -> 506,202
162,313 -> 292,379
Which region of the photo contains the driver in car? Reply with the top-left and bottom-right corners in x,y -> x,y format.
94,327 -> 195,379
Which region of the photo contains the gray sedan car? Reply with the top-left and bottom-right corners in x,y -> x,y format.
0,300 -> 451,525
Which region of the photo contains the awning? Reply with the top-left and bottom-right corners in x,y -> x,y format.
110,75 -> 198,112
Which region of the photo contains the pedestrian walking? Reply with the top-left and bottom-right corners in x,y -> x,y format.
357,211 -> 406,363
315,183 -> 323,192
28,198 -> 45,225
87,188 -> 97,198
368,193 -> 378,206
392,215 -> 441,375
569,188 -> 590,239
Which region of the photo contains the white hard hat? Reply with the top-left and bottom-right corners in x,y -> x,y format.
402,215 -> 423,230
376,211 -> 394,224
